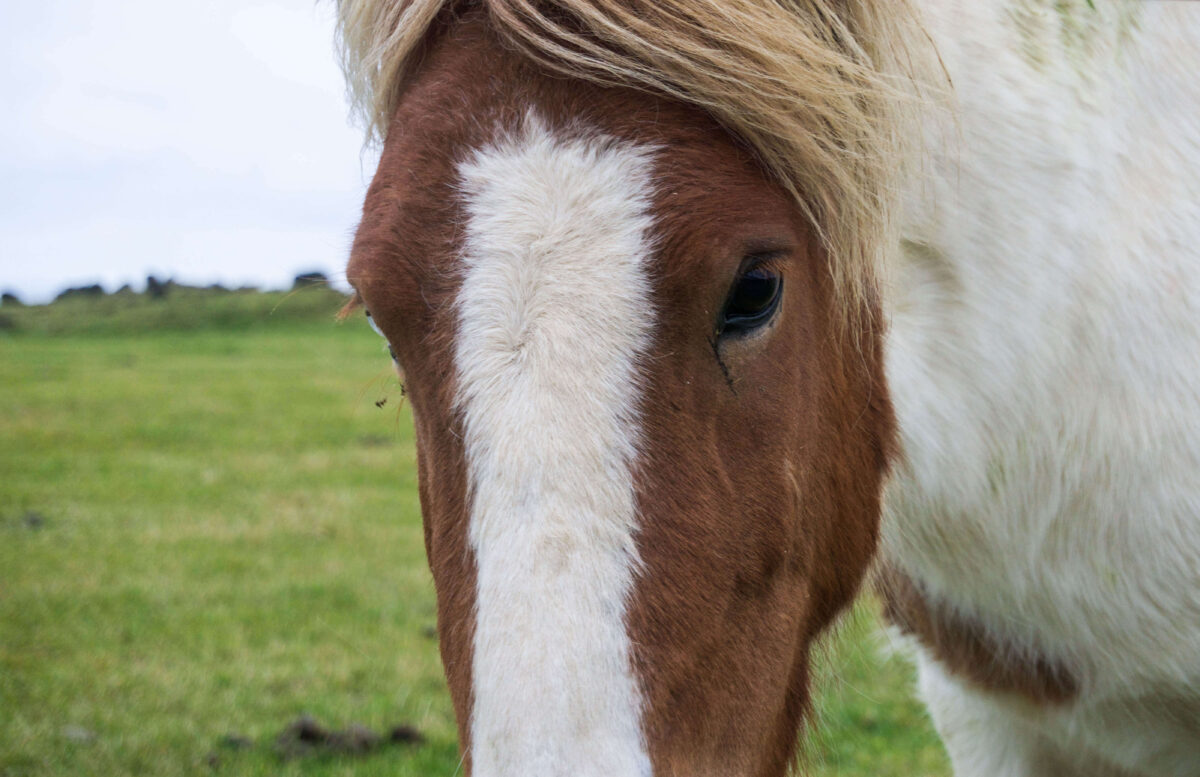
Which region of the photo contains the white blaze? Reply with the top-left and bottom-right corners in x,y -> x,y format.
453,116 -> 656,777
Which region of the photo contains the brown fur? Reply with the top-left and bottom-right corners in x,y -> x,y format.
877,563 -> 1079,705
620,110 -> 893,776
346,12 -> 895,775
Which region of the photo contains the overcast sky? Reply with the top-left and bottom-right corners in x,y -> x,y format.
1,0 -> 376,303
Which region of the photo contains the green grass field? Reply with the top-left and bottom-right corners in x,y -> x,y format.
0,290 -> 949,776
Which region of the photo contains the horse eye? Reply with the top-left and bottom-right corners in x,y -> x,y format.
720,265 -> 782,336
365,310 -> 398,362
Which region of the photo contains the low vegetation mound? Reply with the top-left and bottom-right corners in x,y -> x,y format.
0,279 -> 348,336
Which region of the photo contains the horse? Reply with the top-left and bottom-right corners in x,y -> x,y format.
334,0 -> 1200,775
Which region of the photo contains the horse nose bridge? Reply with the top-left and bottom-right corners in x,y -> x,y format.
462,393 -> 653,777
458,301 -> 653,771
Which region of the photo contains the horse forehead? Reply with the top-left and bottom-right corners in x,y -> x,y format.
457,117 -> 658,256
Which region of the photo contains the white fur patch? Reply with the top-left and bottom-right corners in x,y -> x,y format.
453,116 -> 656,777
886,2 -> 1200,773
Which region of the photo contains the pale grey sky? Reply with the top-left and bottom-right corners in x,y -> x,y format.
0,0 -> 376,303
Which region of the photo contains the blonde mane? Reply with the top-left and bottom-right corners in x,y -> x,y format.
335,0 -> 923,321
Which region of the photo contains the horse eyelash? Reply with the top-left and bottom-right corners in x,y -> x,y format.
743,251 -> 788,276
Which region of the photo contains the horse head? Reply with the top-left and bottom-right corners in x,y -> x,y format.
341,3 -> 902,774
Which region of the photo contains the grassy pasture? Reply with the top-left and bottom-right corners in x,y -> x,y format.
0,290 -> 948,776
